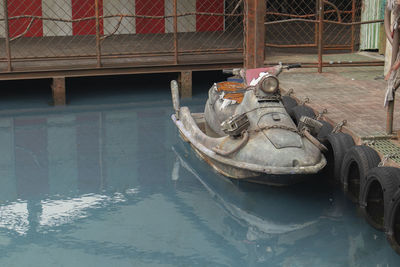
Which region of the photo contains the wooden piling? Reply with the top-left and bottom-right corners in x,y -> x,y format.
52,77 -> 66,106
179,71 -> 192,98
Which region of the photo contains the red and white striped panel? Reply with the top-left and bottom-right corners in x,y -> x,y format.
42,0 -> 72,36
0,2 -> 4,37
165,0 -> 196,33
0,0 -> 224,37
103,0 -> 135,35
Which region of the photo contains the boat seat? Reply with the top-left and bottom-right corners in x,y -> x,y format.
217,81 -> 247,104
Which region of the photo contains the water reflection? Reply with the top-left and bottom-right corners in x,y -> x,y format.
0,201 -> 28,235
172,140 -> 400,266
39,192 -> 130,229
0,100 -> 398,266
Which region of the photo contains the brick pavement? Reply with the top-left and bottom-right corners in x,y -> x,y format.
279,66 -> 400,140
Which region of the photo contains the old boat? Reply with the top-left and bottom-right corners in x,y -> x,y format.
170,65 -> 327,185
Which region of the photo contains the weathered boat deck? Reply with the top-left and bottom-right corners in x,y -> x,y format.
278,54 -> 400,166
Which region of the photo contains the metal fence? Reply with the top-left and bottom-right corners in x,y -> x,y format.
0,0 -> 244,74
265,0 -> 361,49
0,0 -> 387,77
264,0 -> 384,71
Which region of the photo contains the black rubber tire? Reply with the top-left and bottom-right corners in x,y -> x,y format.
292,105 -> 316,125
282,95 -> 298,118
317,120 -> 333,143
325,133 -> 355,183
341,145 -> 381,203
385,186 -> 400,255
360,167 -> 400,231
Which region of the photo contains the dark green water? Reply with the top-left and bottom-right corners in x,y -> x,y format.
0,73 -> 398,266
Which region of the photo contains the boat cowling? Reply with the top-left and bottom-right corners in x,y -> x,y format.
203,66 -> 326,172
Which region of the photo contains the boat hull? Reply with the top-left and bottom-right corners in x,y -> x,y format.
191,143 -> 314,186
173,110 -> 326,186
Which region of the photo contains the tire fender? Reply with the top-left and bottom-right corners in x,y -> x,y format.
317,120 -> 333,144
385,188 -> 400,255
282,95 -> 298,118
341,145 -> 381,203
292,105 -> 316,125
325,133 -> 355,182
360,167 -> 400,231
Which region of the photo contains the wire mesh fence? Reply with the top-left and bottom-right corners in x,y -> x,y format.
0,0 -> 244,72
265,0 -> 362,50
265,0 -> 318,47
0,0 -> 386,75
264,0 -> 385,71
323,0 -> 360,50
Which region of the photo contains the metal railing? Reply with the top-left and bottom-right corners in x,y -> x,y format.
264,0 -> 385,72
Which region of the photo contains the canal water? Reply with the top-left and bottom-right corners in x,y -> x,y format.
0,72 -> 398,266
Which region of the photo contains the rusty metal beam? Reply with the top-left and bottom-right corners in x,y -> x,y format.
0,62 -> 242,80
173,0 -> 178,65
317,0 -> 324,73
95,0 -> 102,68
351,0 -> 356,52
264,61 -> 384,68
244,0 -> 266,69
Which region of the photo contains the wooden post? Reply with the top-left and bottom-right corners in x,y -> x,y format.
244,0 -> 266,69
52,77 -> 66,106
179,71 -> 192,98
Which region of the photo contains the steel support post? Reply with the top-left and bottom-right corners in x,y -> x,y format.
52,77 -> 66,106
173,0 -> 178,65
318,0 -> 324,73
95,0 -> 102,68
351,0 -> 356,52
244,0 -> 266,69
3,0 -> 11,72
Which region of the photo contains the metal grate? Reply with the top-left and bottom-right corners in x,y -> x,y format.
370,140 -> 400,164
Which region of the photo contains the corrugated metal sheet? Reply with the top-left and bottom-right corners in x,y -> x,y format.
360,0 -> 386,50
